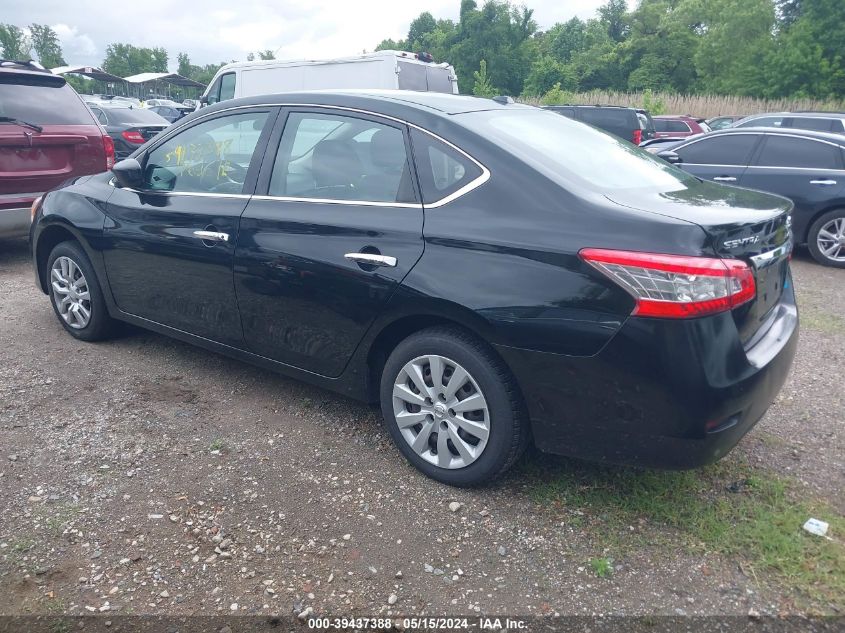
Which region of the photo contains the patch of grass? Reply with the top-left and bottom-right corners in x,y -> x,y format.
41,503 -> 80,537
45,597 -> 71,633
523,458 -> 845,607
209,438 -> 225,452
799,309 -> 845,335
590,556 -> 613,578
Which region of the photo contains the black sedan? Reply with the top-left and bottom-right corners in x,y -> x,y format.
30,91 -> 798,485
147,104 -> 193,123
87,104 -> 169,160
658,127 -> 845,267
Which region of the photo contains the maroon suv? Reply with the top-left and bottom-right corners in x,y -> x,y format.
652,115 -> 711,139
1,60 -> 114,239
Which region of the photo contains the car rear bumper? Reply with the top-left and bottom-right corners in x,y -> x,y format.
0,206 -> 31,239
496,279 -> 799,469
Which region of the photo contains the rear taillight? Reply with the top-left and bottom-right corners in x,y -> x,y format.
633,129 -> 643,145
103,135 -> 115,169
579,248 -> 756,318
121,130 -> 146,145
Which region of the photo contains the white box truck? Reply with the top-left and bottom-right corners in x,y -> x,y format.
199,51 -> 459,106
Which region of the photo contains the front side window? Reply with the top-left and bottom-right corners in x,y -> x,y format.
676,135 -> 759,166
410,129 -> 483,204
268,111 -> 416,203
219,73 -> 236,102
755,136 -> 843,170
143,111 -> 269,194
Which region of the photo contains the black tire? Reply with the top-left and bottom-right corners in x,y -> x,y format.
379,326 -> 529,486
807,209 -> 845,268
46,241 -> 117,341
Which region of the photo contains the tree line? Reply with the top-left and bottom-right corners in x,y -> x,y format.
376,0 -> 844,101
0,22 -> 277,89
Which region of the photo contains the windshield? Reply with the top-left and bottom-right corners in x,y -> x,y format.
457,109 -> 695,192
0,77 -> 95,125
104,107 -> 168,125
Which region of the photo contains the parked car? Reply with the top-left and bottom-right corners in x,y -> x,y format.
146,104 -> 192,123
706,115 -> 745,130
87,103 -> 169,160
144,98 -> 183,108
1,59 -> 114,239
545,105 -> 654,144
653,115 -> 711,138
733,112 -> 845,134
657,127 -> 845,267
30,91 -> 798,485
200,51 -> 458,108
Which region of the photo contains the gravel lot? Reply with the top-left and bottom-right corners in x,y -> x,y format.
0,237 -> 842,619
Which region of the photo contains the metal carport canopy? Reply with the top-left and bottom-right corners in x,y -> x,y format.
122,72 -> 205,88
51,65 -> 126,83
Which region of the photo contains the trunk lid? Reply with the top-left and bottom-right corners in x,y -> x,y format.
606,179 -> 793,344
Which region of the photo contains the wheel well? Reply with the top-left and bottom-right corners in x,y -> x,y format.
803,205 -> 845,243
35,225 -> 77,294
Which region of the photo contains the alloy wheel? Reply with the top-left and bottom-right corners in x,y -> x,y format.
51,256 -> 92,329
816,217 -> 845,263
392,354 -> 490,469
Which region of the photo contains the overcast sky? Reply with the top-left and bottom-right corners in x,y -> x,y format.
10,1 -> 607,71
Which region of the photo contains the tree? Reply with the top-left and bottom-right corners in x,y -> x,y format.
103,43 -> 168,76
28,24 -> 65,68
408,12 -> 437,49
597,0 -> 629,42
0,24 -> 29,60
472,59 -> 497,96
177,52 -> 192,77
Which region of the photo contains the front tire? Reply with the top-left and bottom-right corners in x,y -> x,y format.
808,209 -> 845,268
380,326 -> 528,486
47,241 -> 116,341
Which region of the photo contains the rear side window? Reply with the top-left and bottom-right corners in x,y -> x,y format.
579,108 -> 636,130
410,129 -> 483,204
654,119 -> 691,133
755,136 -> 843,170
0,76 -> 95,125
676,135 -> 759,165
783,117 -> 834,132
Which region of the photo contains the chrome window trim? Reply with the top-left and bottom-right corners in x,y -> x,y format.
108,179 -> 251,199
252,194 -> 422,209
143,101 -> 490,208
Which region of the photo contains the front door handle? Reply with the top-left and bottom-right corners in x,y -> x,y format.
810,179 -> 837,186
344,252 -> 397,267
193,230 -> 229,242
713,176 -> 736,182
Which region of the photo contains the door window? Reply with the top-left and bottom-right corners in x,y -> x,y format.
783,117 -> 834,132
410,129 -> 483,204
676,135 -> 759,165
219,73 -> 236,102
143,111 -> 269,194
754,136 -> 843,170
90,107 -> 108,126
268,111 -> 417,203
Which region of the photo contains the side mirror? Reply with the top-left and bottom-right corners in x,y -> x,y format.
199,95 -> 209,106
658,150 -> 682,165
112,158 -> 144,189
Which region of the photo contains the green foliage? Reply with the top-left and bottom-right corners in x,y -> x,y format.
641,88 -> 666,115
590,557 -> 614,578
102,43 -> 168,76
472,59 -> 497,97
540,81 -> 571,105
0,24 -> 29,60
28,24 -> 65,68
375,0 -> 845,104
247,50 -> 276,61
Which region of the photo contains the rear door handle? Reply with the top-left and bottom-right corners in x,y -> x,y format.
193,230 -> 229,242
713,176 -> 736,182
344,252 -> 397,267
810,179 -> 837,186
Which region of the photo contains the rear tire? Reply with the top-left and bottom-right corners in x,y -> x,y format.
47,241 -> 116,341
807,209 -> 845,268
380,326 -> 529,486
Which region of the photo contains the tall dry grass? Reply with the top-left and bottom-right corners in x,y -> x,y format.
521,90 -> 845,118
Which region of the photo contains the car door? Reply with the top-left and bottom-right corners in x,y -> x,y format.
673,133 -> 761,184
102,106 -> 278,347
234,108 -> 424,376
739,133 -> 845,243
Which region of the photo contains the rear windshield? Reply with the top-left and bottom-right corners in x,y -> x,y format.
457,109 -> 695,192
103,107 -> 168,125
654,119 -> 691,133
0,76 -> 95,125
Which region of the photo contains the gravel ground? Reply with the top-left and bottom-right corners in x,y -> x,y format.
0,237 -> 842,619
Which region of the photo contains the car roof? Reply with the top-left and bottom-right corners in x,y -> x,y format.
203,90 -> 533,117
680,127 -> 845,144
